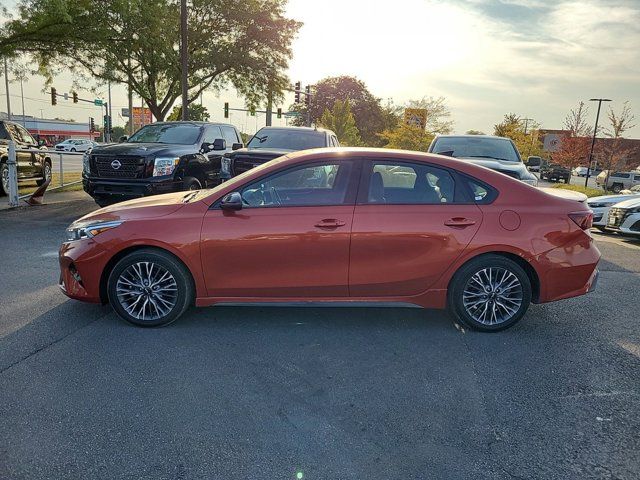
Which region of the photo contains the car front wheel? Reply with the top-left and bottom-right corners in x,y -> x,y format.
448,255 -> 532,332
107,249 -> 194,327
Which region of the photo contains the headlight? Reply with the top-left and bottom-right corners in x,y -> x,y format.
522,178 -> 538,187
221,156 -> 231,175
152,157 -> 180,176
65,221 -> 123,241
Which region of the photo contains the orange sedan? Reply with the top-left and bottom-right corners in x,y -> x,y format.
59,148 -> 600,331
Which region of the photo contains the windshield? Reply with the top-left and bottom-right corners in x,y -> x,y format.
247,129 -> 326,150
128,123 -> 202,145
432,136 -> 521,162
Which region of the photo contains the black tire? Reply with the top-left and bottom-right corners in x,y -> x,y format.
0,162 -> 8,196
107,248 -> 194,327
448,254 -> 532,332
36,160 -> 52,186
70,148 -> 76,152
183,176 -> 202,191
612,183 -> 623,193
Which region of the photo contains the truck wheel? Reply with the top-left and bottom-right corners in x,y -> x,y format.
0,163 -> 9,196
36,160 -> 52,186
183,176 -> 202,191
612,183 -> 623,193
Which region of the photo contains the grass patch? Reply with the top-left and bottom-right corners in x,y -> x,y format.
550,183 -> 603,198
19,172 -> 83,195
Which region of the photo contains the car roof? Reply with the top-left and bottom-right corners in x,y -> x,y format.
256,126 -> 334,135
433,134 -> 513,141
149,121 -> 236,128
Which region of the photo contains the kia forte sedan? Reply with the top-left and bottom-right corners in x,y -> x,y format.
59,148 -> 600,331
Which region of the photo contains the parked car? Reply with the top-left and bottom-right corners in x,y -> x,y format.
54,139 -> 95,152
587,190 -> 640,231
427,135 -> 538,186
60,148 -> 599,332
539,160 -> 571,183
606,196 -> 640,236
0,120 -> 52,195
82,121 -> 242,207
220,126 -> 339,181
525,156 -> 542,172
596,170 -> 640,193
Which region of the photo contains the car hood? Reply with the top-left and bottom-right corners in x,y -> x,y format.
458,158 -> 526,172
538,187 -> 587,203
230,147 -> 292,157
587,194 -> 639,204
90,142 -> 196,157
72,191 -> 190,226
612,197 -> 640,209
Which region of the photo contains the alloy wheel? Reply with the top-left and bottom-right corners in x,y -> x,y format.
115,261 -> 178,321
1,166 -> 8,193
462,267 -> 523,326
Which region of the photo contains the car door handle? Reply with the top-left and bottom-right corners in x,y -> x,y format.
315,219 -> 346,229
444,217 -> 476,227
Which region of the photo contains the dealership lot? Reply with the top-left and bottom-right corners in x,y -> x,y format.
1,197 -> 639,479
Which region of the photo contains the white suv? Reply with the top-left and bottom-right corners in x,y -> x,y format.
606,196 -> 640,236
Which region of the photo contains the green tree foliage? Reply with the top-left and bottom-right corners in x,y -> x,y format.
466,129 -> 485,135
292,76 -> 385,146
0,0 -> 301,120
406,96 -> 454,135
493,113 -> 544,158
167,104 -> 210,122
377,123 -> 434,152
319,99 -> 361,146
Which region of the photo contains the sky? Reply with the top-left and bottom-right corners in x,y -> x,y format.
1,0 -> 639,137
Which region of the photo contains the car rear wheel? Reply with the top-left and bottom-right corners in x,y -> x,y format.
107,249 -> 194,327
612,183 -> 623,193
448,255 -> 532,332
183,176 -> 202,191
36,161 -> 52,186
0,163 -> 8,196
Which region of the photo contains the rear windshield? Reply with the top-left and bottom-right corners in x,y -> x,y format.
247,129 -> 326,150
432,136 -> 521,162
128,124 -> 202,145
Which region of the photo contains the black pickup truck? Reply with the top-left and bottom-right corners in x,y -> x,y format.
82,121 -> 242,206
0,120 -> 52,195
220,126 -> 339,180
539,160 -> 571,183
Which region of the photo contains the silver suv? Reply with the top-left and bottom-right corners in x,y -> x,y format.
596,170 -> 640,193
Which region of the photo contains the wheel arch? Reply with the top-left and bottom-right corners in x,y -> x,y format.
446,250 -> 541,303
98,244 -> 198,304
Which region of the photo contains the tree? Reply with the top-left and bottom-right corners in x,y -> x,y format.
406,96 -> 454,135
377,123 -> 434,152
466,130 -> 485,135
493,113 -> 544,158
553,103 -> 592,170
0,0 -> 301,120
319,99 -> 361,146
597,102 -> 638,182
563,101 -> 592,137
167,104 -> 210,122
291,76 -> 385,146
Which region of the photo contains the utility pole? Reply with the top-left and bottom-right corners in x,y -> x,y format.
3,58 -> 11,120
19,76 -> 26,127
266,86 -> 273,127
180,0 -> 189,121
107,80 -> 113,142
522,117 -> 533,135
585,98 -> 611,187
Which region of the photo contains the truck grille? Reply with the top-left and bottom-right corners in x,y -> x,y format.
91,155 -> 146,179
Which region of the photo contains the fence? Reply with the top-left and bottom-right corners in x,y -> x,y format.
4,140 -> 85,207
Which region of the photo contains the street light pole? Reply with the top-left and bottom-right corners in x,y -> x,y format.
585,98 -> 611,188
3,58 -> 12,120
180,0 -> 189,121
522,117 -> 533,135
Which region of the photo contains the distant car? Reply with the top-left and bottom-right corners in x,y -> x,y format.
525,156 -> 542,172
620,185 -> 640,195
587,190 -> 640,231
539,160 -> 571,183
55,139 -> 95,152
221,126 -> 339,181
596,170 -> 640,193
606,196 -> 640,236
572,166 -> 588,177
428,135 -> 538,186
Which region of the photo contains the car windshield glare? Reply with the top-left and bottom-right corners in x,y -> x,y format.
128,124 -> 202,145
247,130 -> 326,150
433,137 -> 520,162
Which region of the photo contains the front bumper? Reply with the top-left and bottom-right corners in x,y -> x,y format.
59,238 -> 112,303
83,176 -> 182,201
605,210 -> 640,236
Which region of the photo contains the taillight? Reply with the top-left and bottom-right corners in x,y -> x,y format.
569,211 -> 593,230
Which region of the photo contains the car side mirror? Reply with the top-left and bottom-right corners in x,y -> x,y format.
232,142 -> 243,151
213,138 -> 226,151
220,192 -> 243,211
119,135 -> 128,143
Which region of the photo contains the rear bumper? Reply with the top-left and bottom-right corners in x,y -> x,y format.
83,177 -> 182,201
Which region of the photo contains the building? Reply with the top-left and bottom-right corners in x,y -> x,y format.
0,112 -> 98,146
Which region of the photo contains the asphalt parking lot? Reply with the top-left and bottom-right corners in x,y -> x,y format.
1,195 -> 639,480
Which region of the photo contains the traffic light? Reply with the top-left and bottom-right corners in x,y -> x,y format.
72,91 -> 78,103
103,115 -> 112,133
305,85 -> 311,107
294,81 -> 301,103
277,107 -> 282,119
224,102 -> 229,119
51,87 -> 57,106
249,106 -> 256,116
90,117 -> 95,132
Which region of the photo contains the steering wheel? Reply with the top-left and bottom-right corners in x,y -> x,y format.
269,186 -> 283,205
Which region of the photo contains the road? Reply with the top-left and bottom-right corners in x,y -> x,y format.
1,197 -> 639,479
